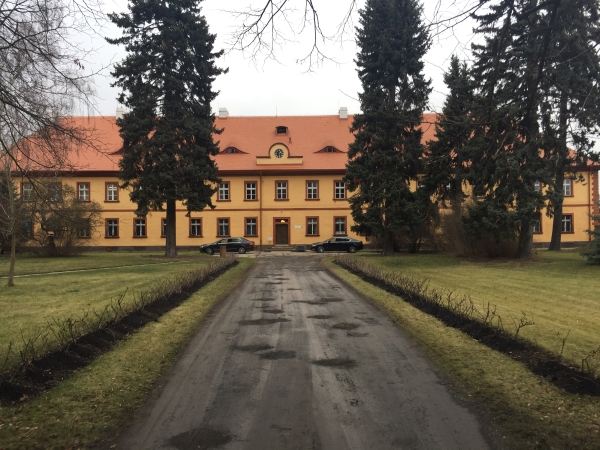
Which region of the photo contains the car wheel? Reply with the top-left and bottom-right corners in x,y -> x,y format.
348,246 -> 356,253
317,246 -> 325,253
205,247 -> 214,255
238,247 -> 246,254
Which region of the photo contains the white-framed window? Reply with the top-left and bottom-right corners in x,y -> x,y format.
218,182 -> 230,201
561,214 -> 573,233
22,183 -> 32,201
78,219 -> 91,238
334,181 -> 346,199
161,218 -> 167,237
307,217 -> 318,236
134,218 -> 147,237
245,218 -> 257,236
334,217 -> 346,235
534,181 -> 541,193
532,213 -> 541,233
563,179 -> 572,196
307,181 -> 318,199
106,183 -> 118,201
190,218 -> 201,236
106,219 -> 118,237
276,181 -> 288,200
245,182 -> 257,200
78,183 -> 90,201
48,182 -> 62,202
218,218 -> 229,237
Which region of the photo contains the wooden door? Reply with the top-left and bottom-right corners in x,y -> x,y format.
275,224 -> 289,245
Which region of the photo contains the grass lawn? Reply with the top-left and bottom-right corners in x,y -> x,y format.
0,251 -> 207,276
325,257 -> 600,449
0,252 -> 214,367
355,250 -> 600,367
0,258 -> 255,449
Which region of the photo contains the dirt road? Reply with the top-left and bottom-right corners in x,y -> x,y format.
119,256 -> 491,449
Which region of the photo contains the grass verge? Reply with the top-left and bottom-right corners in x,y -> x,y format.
0,258 -> 255,449
324,258 -> 600,449
354,251 -> 600,368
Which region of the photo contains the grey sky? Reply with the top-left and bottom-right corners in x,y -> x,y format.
86,0 -> 476,118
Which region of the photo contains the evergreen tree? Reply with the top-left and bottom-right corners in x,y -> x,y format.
424,55 -> 473,211
108,0 -> 225,257
581,203 -> 600,264
465,0 -> 562,259
539,0 -> 600,251
344,0 -> 431,256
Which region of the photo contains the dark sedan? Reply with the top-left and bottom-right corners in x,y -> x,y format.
200,238 -> 255,255
310,237 -> 363,253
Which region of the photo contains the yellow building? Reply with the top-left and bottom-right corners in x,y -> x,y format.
15,109 -> 600,250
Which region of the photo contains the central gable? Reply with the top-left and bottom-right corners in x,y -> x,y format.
256,143 -> 303,165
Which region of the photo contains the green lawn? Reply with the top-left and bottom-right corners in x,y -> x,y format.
0,258 -> 255,449
0,251 -> 207,276
356,250 -> 600,366
0,252 -> 214,364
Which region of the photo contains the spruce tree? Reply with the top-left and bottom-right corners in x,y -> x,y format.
539,0 -> 600,251
108,0 -> 224,257
344,0 -> 431,256
424,55 -> 473,211
465,0 -> 561,259
581,204 -> 600,264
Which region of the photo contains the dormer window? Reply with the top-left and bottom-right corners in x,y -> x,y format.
317,146 -> 341,153
276,126 -> 288,135
222,147 -> 242,154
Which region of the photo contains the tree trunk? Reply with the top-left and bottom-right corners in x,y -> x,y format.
382,229 -> 395,256
7,230 -> 16,287
165,199 -> 177,257
548,171 -> 564,251
516,219 -> 533,259
548,93 -> 568,251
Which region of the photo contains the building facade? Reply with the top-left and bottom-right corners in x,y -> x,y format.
16,109 -> 600,250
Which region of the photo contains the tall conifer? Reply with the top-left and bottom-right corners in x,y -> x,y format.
424,55 -> 473,211
108,0 -> 224,257
344,0 -> 431,256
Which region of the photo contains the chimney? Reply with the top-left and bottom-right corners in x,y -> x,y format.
116,107 -> 126,120
339,107 -> 348,119
219,108 -> 229,119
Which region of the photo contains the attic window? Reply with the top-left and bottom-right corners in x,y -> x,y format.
317,146 -> 340,153
276,126 -> 288,135
223,147 -> 240,154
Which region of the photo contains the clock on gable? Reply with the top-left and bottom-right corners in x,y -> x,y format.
274,148 -> 284,158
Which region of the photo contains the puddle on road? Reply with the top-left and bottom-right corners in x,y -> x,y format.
260,350 -> 297,360
307,315 -> 333,320
347,332 -> 369,337
332,322 -> 360,330
287,288 -> 302,291
265,282 -> 283,285
312,358 -> 357,368
274,277 -> 289,281
320,297 -> 344,303
168,425 -> 232,449
239,318 -> 291,326
248,298 -> 276,302
234,344 -> 274,352
260,308 -> 285,314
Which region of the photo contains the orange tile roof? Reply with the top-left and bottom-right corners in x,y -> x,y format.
35,112 -> 599,174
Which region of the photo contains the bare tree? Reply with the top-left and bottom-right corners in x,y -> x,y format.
1,0 -> 103,284
224,0 -> 483,68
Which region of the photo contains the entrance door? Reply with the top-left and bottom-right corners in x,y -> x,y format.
275,224 -> 289,245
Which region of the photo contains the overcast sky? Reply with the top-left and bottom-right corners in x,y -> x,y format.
85,0 -> 477,118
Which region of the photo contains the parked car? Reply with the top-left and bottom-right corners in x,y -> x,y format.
310,237 -> 363,253
200,238 -> 255,255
